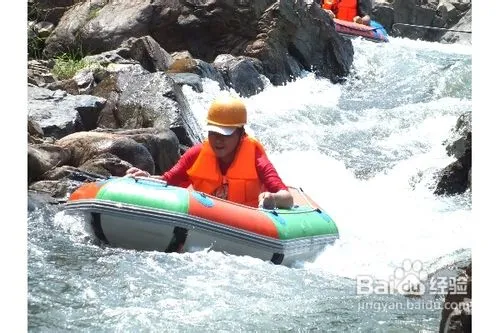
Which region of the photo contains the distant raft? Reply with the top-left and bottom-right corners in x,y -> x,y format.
334,18 -> 389,43
64,177 -> 340,266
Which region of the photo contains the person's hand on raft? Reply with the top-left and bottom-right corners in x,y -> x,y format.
125,167 -> 151,178
258,192 -> 276,210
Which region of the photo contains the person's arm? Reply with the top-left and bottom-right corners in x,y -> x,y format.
355,0 -> 372,25
125,144 -> 202,187
255,151 -> 294,209
126,167 -> 163,179
258,190 -> 294,210
160,145 -> 201,186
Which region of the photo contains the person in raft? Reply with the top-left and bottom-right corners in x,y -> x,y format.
126,96 -> 294,210
321,0 -> 372,26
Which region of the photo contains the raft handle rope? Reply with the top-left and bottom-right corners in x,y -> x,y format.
131,175 -> 169,187
392,23 -> 471,34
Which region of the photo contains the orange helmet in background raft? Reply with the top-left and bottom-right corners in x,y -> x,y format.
207,96 -> 247,127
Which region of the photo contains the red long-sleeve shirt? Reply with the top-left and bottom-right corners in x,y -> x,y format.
161,143 -> 288,192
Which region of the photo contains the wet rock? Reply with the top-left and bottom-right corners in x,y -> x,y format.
168,51 -> 198,74
445,112 -> 471,159
440,9 -> 471,44
213,54 -> 266,97
434,150 -> 471,195
169,73 -> 204,93
28,179 -> 83,200
28,190 -> 61,212
439,263 -> 471,333
434,112 -> 471,196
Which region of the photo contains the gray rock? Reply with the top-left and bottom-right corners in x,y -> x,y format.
124,36 -> 174,73
445,111 -> 471,158
213,55 -> 266,97
90,66 -> 203,147
27,60 -> 56,86
434,112 -> 471,196
193,59 -> 227,90
33,21 -> 54,38
440,9 -> 471,44
169,73 -> 204,93
28,86 -> 107,138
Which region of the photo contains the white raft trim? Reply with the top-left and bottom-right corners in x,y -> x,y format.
64,199 -> 338,265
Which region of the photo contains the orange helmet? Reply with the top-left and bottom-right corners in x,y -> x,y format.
207,96 -> 247,127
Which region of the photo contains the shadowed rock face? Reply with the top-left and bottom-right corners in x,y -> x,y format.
43,0 -> 353,86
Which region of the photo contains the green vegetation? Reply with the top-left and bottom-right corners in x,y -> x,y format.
52,54 -> 88,80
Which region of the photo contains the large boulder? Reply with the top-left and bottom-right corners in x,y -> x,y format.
55,131 -> 152,174
213,54 -> 267,97
55,128 -> 180,175
91,128 -> 181,175
28,143 -> 72,183
43,0 -> 353,86
121,35 -> 174,73
89,64 -> 203,147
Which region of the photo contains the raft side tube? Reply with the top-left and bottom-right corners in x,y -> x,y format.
95,177 -> 189,214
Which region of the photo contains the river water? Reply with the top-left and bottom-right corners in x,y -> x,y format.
28,36 -> 472,332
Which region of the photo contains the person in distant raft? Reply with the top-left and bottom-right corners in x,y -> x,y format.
321,0 -> 372,26
126,96 -> 294,210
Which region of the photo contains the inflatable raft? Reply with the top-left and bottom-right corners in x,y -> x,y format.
334,18 -> 389,43
64,177 -> 339,266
